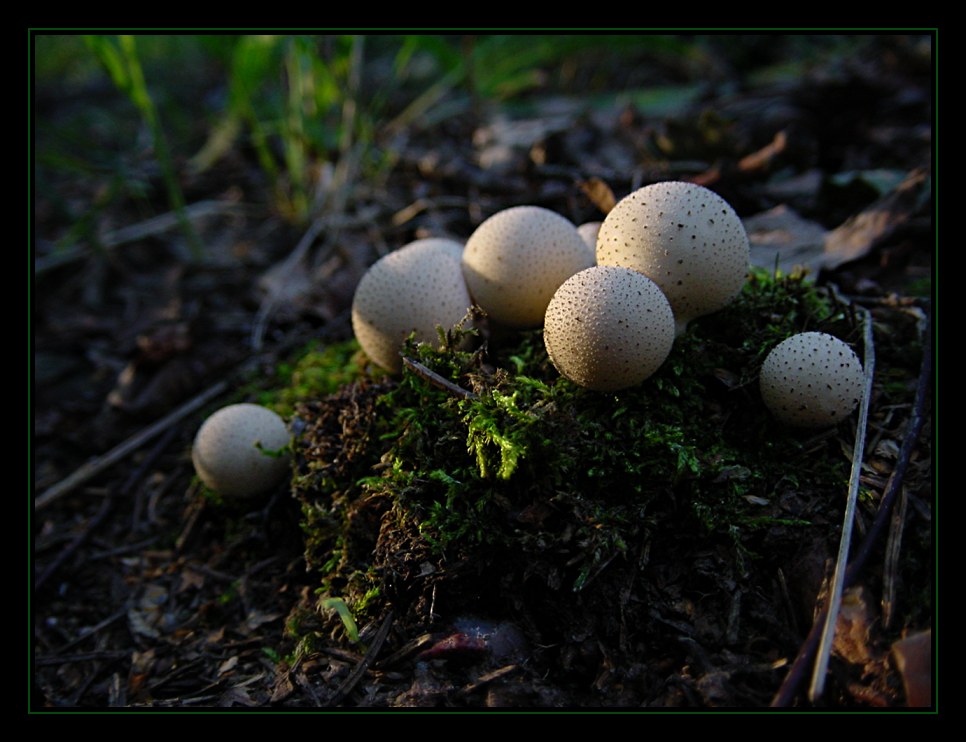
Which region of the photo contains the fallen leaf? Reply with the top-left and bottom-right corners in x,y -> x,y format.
475,114 -> 574,171
270,673 -> 295,703
578,177 -> 617,214
830,168 -> 907,197
130,648 -> 156,675
832,586 -> 877,666
177,567 -> 206,593
744,204 -> 828,277
891,630 -> 932,707
217,685 -> 259,707
823,169 -> 929,269
242,609 -> 283,635
127,583 -> 169,639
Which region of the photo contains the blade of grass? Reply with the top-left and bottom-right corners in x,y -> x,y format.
319,597 -> 362,646
227,35 -> 284,196
84,35 -> 204,261
282,37 -> 311,221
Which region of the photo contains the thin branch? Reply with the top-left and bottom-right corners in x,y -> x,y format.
34,380 -> 228,510
845,309 -> 932,576
46,608 -> 129,656
391,196 -> 469,227
882,485 -> 910,629
323,610 -> 394,707
35,201 -> 244,275
88,536 -> 162,561
401,355 -> 478,400
34,650 -> 130,667
809,306 -> 876,701
251,215 -> 327,352
35,490 -> 114,592
382,67 -> 464,136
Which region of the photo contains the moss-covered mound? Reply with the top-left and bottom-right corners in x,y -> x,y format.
276,270 -> 887,704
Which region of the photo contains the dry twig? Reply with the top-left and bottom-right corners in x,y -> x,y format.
323,611 -> 394,707
34,381 -> 229,510
809,306 -> 877,701
34,200 -> 246,275
402,355 -> 478,400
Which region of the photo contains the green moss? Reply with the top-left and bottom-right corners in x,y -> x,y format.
258,338 -> 383,418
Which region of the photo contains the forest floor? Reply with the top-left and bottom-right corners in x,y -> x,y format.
31,34 -> 935,711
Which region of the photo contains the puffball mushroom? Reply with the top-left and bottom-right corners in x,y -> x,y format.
596,181 -> 750,336
543,265 -> 675,392
192,403 -> 290,498
351,238 -> 472,373
462,206 -> 595,328
759,332 -> 865,428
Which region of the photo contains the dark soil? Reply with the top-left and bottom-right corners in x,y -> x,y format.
31,33 -> 935,711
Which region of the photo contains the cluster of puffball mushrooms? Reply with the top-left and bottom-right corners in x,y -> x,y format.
192,181 -> 865,499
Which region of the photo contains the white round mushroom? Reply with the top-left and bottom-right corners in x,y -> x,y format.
462,206 -> 595,328
543,265 -> 675,392
759,332 -> 865,428
192,403 -> 291,498
351,238 -> 472,373
596,181 -> 750,336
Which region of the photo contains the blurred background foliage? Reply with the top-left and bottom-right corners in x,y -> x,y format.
33,33 -> 899,246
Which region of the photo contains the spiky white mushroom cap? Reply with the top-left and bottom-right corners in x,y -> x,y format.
462,206 -> 594,328
759,331 -> 864,428
192,403 -> 290,498
596,181 -> 750,335
543,265 -> 675,392
351,238 -> 472,373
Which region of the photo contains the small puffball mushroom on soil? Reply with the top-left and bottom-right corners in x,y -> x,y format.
759,332 -> 865,428
462,206 -> 595,328
596,181 -> 750,336
351,238 -> 472,373
192,403 -> 291,498
543,265 -> 675,392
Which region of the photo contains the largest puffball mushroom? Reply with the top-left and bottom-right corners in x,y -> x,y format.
759,332 -> 865,428
543,265 -> 675,391
192,403 -> 291,498
352,238 -> 472,373
462,206 -> 595,328
596,181 -> 750,335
